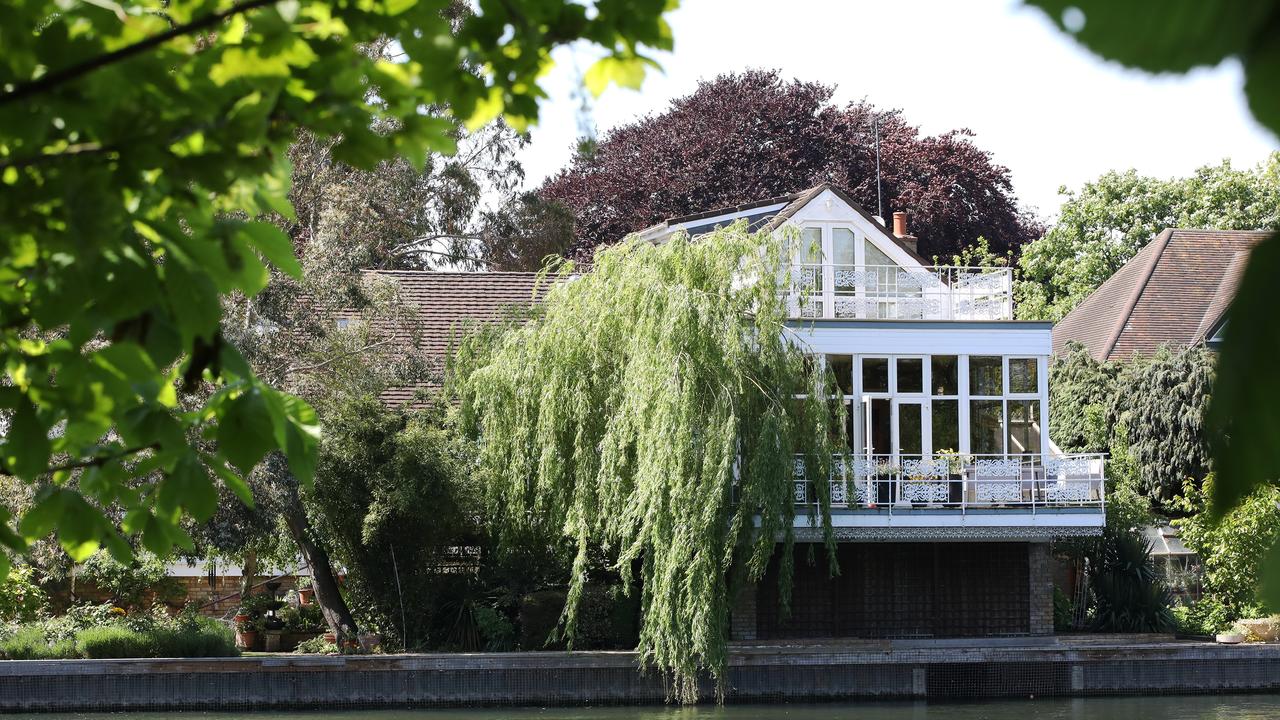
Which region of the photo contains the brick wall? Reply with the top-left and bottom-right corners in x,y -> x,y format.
1027,542 -> 1054,636
755,542 -> 1033,639
730,581 -> 758,641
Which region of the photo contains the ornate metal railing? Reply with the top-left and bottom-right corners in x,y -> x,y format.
788,264 -> 1013,320
791,453 -> 1106,511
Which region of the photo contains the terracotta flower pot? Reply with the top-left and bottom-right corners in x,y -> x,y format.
236,630 -> 259,650
298,588 -> 314,606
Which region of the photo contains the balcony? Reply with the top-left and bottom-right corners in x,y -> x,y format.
789,453 -> 1106,541
788,264 -> 1013,321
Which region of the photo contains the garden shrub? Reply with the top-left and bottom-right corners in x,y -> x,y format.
78,551 -> 184,610
0,565 -> 48,624
148,616 -> 237,658
1090,528 -> 1177,633
75,625 -> 152,659
0,625 -> 74,660
294,635 -> 338,654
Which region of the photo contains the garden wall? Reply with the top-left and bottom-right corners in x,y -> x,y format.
3,641 -> 1280,711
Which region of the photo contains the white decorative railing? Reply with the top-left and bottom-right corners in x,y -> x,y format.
788,264 -> 1013,321
791,453 -> 1106,511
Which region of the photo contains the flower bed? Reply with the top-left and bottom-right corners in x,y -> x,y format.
0,603 -> 237,660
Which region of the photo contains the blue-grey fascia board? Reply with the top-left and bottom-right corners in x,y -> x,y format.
785,319 -> 1054,330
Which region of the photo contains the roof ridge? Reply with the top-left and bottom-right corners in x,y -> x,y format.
1100,228 -> 1172,361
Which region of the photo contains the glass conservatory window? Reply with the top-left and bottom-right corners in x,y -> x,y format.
969,356 -> 1002,396
1009,357 -> 1038,394
862,357 -> 889,393
896,358 -> 923,393
970,399 -> 1003,454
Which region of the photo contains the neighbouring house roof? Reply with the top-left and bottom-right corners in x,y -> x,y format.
1142,525 -> 1195,558
1052,229 -> 1271,361
363,270 -> 547,406
635,182 -> 930,265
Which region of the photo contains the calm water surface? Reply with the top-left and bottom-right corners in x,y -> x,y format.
20,695 -> 1280,720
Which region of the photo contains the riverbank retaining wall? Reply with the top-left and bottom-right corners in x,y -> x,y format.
2,641 -> 1279,712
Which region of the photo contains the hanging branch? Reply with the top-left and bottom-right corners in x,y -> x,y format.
0,0 -> 275,107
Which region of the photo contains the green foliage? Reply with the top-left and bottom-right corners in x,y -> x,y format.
79,550 -> 179,610
1179,597 -> 1248,638
74,625 -> 152,659
293,635 -> 338,654
1176,476 -> 1280,618
1052,586 -> 1074,632
1048,342 -> 1121,453
0,625 -> 75,660
0,0 -> 674,579
1089,527 -> 1177,633
0,564 -> 47,623
1109,346 -> 1215,507
1208,233 -> 1280,526
454,223 -> 842,700
1,605 -> 236,659
1023,6 -> 1280,607
280,602 -> 325,634
1015,156 -> 1280,321
305,395 -> 475,648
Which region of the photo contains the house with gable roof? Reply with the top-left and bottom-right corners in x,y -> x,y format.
1053,229 -> 1271,361
375,182 -> 1106,641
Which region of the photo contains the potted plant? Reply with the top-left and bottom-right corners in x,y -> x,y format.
297,576 -> 314,606
235,613 -> 262,650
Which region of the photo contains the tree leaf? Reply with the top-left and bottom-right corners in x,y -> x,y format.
1023,0 -> 1272,74
4,401 -> 50,479
239,221 -> 302,279
215,387 -> 277,475
1207,233 -> 1280,517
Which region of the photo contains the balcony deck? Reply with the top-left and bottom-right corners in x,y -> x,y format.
790,264 -> 1013,321
789,453 -> 1106,541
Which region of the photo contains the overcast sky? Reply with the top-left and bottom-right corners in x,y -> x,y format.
516,0 -> 1278,221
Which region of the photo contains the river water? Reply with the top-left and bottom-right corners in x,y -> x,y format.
23,695 -> 1280,720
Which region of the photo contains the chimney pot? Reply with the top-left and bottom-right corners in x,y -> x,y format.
892,211 -> 908,238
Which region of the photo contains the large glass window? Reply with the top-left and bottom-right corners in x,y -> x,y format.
969,356 -> 1003,396
896,358 -> 923,394
827,355 -> 853,395
932,399 -> 959,453
931,355 -> 958,395
832,228 -> 855,266
1007,399 -> 1041,454
970,399 -> 1003,454
1009,358 -> 1038,394
862,357 -> 889,393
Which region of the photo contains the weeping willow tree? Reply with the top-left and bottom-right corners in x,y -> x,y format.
452,223 -> 842,700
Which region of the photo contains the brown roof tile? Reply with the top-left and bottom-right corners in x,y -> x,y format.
1053,229 -> 1271,361
359,271 -> 547,406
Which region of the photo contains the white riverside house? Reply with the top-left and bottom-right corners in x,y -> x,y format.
379,182 -> 1105,640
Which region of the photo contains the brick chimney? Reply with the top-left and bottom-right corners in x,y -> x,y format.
891,211 -> 919,255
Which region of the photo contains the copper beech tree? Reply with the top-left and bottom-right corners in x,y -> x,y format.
539,69 -> 1040,261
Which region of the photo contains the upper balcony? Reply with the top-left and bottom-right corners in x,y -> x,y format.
788,264 -> 1013,321
788,452 -> 1105,541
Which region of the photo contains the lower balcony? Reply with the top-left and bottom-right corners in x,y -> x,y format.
789,453 -> 1105,541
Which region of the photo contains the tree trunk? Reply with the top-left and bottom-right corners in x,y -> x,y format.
282,500 -> 358,641
238,550 -> 258,602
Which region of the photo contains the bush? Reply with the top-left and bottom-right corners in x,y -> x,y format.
294,635 -> 338,654
0,625 -> 74,660
75,625 -> 152,659
0,565 -> 48,624
0,606 -> 238,659
1053,587 -> 1074,632
1091,528 -> 1177,633
148,616 -> 237,658
79,551 -> 184,610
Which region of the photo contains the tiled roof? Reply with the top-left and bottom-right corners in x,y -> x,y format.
361,271 -> 547,406
1053,229 -> 1271,361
